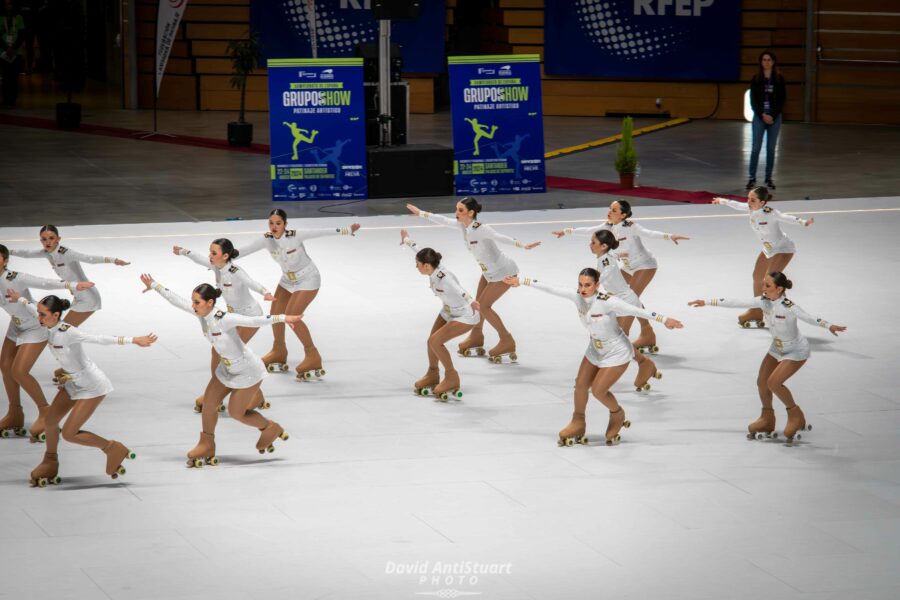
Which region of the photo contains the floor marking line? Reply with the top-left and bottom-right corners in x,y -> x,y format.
544,117 -> 691,159
2,207 -> 897,242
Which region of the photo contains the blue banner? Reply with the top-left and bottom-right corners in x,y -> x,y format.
448,55 -> 546,196
251,0 -> 446,74
267,58 -> 367,201
545,0 -> 740,80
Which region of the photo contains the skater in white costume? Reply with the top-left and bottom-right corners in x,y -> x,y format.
689,271 -> 845,444
712,187 -> 813,327
505,268 -> 682,446
140,275 -> 300,467
0,244 -> 94,442
238,208 -> 360,380
401,230 -> 480,401
174,237 -> 273,412
6,291 -> 155,486
553,199 -> 689,353
406,197 -> 540,364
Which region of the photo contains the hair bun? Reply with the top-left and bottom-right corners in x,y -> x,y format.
230,248 -> 240,259
783,279 -> 793,289
214,288 -> 223,299
60,299 -> 71,311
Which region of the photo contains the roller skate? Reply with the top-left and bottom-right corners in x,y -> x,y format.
254,391 -> 271,410
605,408 -> 631,445
0,404 -> 27,438
193,396 -> 225,414
433,369 -> 463,402
557,412 -> 588,447
263,345 -> 289,373
29,406 -> 49,443
634,358 -> 662,392
746,407 -> 777,440
488,335 -> 517,364
457,331 -> 486,357
295,345 -> 326,381
103,440 -> 136,480
29,452 -> 61,487
784,405 -> 811,446
413,367 -> 440,396
738,308 -> 766,329
256,421 -> 289,454
52,368 -> 71,385
187,432 -> 217,467
632,329 -> 659,355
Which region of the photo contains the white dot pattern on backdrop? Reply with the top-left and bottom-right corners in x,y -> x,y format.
282,0 -> 379,53
574,0 -> 685,61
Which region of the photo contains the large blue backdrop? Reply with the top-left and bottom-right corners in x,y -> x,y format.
250,0 -> 446,74
544,0 -> 741,80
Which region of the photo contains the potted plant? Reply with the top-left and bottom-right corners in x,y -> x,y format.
227,32 -> 262,146
52,0 -> 86,129
615,116 -> 638,188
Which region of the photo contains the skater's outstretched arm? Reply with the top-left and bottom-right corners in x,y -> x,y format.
689,297 -> 763,309
772,209 -> 813,227
786,302 -> 844,335
407,203 -> 457,228
235,235 -> 269,258
229,266 -> 272,300
215,312 -> 301,331
552,224 -> 608,238
629,222 -> 690,244
294,224 -> 361,242
712,198 -> 749,212
12,271 -> 93,293
598,294 -> 683,329
479,224 -> 541,250
59,247 -> 128,266
504,275 -> 582,307
140,274 -> 193,314
56,322 -> 157,347
399,230 -> 419,252
7,247 -> 45,259
173,246 -> 212,269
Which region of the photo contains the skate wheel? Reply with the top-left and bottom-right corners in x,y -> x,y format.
209,456 -> 218,466
0,430 -> 9,438
127,451 -> 136,460
267,445 -> 275,453
741,321 -> 751,329
577,436 -> 589,445
460,349 -> 471,357
454,390 -> 463,399
217,404 -> 226,413
637,347 -> 646,354
489,357 -> 500,364
262,401 -> 271,409
117,466 -> 126,476
509,353 -> 518,362
653,371 -> 663,380
795,433 -> 802,441
38,432 -> 46,442
191,458 -> 203,468
564,437 -> 574,447
279,432 -> 289,441
438,392 -> 449,402
316,369 -> 326,377
421,388 -> 432,397
623,420 -> 631,429
805,424 -> 812,431
651,345 -> 659,354
747,432 -> 756,440
193,405 -> 202,414
37,477 -> 48,488
476,348 -> 486,356
51,475 -> 61,485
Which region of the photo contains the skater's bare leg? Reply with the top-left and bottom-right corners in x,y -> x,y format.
62,310 -> 94,327
227,382 -> 268,429
591,363 -> 629,411
236,327 -> 266,406
263,286 -> 291,364
617,315 -> 636,336
756,354 -> 779,410
574,357 -> 600,414
0,337 -> 22,408
625,269 -> 657,341
765,253 -> 793,278
739,252 -> 770,323
429,321 -> 474,372
426,315 -> 446,368
43,389 -> 75,454
478,280 -> 512,338
60,395 -> 107,449
200,377 -> 229,434
767,358 -> 805,408
11,341 -> 49,409
286,289 -> 319,348
469,276 -> 489,336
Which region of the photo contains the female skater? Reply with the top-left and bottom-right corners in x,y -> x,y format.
401,230 -> 480,400
6,290 -> 155,486
406,198 -> 540,364
552,199 -> 689,353
0,244 -> 94,442
174,238 -> 274,412
689,271 -> 845,444
504,269 -> 682,446
9,224 -> 129,326
237,209 -> 360,380
712,187 -> 813,327
141,274 -> 300,467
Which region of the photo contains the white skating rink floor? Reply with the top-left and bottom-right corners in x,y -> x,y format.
1,197 -> 899,600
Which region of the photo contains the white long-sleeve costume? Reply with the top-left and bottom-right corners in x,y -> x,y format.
707,295 -> 832,361
521,276 -> 668,367
10,245 -> 114,311
595,252 -> 641,307
238,227 -> 355,292
565,220 -> 674,272
718,200 -> 809,258
18,298 -> 127,399
418,211 -> 522,282
177,249 -> 270,316
0,269 -> 80,345
151,282 -> 287,388
402,236 -> 480,326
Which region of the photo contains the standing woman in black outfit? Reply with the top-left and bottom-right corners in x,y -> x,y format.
747,51 -> 786,191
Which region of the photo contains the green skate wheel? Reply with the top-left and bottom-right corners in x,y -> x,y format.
0,430 -> 9,438
127,451 -> 137,460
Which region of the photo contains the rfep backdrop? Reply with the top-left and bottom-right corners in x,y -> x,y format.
544,0 -> 741,80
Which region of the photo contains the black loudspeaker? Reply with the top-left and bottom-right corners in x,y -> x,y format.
355,42 -> 402,83
372,0 -> 421,20
367,144 -> 453,198
364,82 -> 407,145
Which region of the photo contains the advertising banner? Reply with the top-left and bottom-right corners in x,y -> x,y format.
544,0 -> 741,80
448,55 -> 546,196
267,58 -> 367,201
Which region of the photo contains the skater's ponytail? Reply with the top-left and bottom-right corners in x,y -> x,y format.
40,224 -> 60,236
269,208 -> 288,223
769,271 -> 793,290
415,247 -> 442,269
212,238 -> 239,261
593,229 -> 619,250
579,267 -> 601,282
751,186 -> 772,202
193,283 -> 222,302
0,244 -> 8,262
460,197 -> 482,217
39,295 -> 71,317
615,199 -> 633,220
